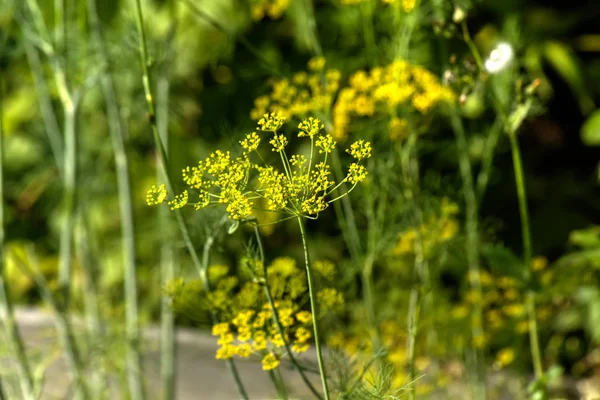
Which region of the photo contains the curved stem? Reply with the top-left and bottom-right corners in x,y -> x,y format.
297,217 -> 330,400
508,132 -> 544,380
253,226 -> 323,400
461,21 -> 484,72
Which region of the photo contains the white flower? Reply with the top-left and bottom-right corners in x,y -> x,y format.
484,42 -> 514,74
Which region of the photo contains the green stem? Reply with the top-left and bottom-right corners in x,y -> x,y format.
475,117 -> 503,204
57,105 -> 77,309
401,130 -> 428,400
461,21 -> 484,72
253,226 -> 323,400
406,286 -> 421,400
297,217 -> 330,400
75,213 -> 107,398
131,1 -> 248,397
23,40 -> 63,171
16,248 -> 90,399
302,0 -> 323,56
0,77 -> 35,400
508,132 -> 544,380
87,1 -> 144,397
360,0 -> 377,65
157,57 -> 176,400
450,109 -> 486,399
268,368 -> 288,400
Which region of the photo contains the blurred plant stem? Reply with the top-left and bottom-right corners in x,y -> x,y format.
329,148 -> 382,354
182,0 -> 281,77
157,14 -> 177,397
450,108 -> 487,400
0,76 -> 35,400
507,131 -> 544,381
87,1 -> 145,397
297,217 -> 330,400
132,1 -> 249,397
475,118 -> 503,203
253,225 -> 323,399
11,247 -> 90,399
360,0 -> 377,65
75,214 -> 107,398
268,368 -> 289,400
401,129 -> 428,400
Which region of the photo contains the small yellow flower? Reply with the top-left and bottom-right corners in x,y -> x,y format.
269,134 -> 288,152
316,134 -> 336,154
216,345 -> 235,359
347,140 -> 372,160
495,348 -> 515,367
298,117 -> 324,138
295,311 -> 312,324
146,184 -> 167,205
240,132 -> 261,152
532,256 -> 548,271
295,327 -> 312,343
258,112 -> 286,132
168,190 -> 188,210
292,342 -> 310,353
261,353 -> 280,370
346,163 -> 368,184
307,56 -> 326,71
235,343 -> 253,358
211,322 -> 230,336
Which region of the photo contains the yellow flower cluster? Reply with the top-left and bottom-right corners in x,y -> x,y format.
250,58 -> 341,121
340,0 -> 416,10
147,114 -> 371,220
381,0 -> 417,12
164,258 -> 342,371
333,60 -> 455,140
393,198 -> 460,256
250,0 -> 290,20
451,256 -> 554,351
329,320 -> 449,392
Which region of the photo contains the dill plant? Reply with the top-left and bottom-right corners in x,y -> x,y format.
148,113 -> 371,399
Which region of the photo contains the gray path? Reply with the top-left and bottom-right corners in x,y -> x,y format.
1,308 -> 320,399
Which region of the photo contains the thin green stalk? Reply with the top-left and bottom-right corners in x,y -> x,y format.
0,77 -> 35,400
330,151 -> 382,351
475,117 -> 503,203
157,44 -> 176,400
268,368 -> 288,400
23,40 -> 63,171
400,130 -> 428,400
0,377 -> 6,400
302,0 -> 323,56
57,104 -> 77,308
360,0 -> 377,65
508,132 -> 544,380
297,217 -> 330,400
461,21 -> 484,72
87,1 -> 144,397
253,226 -> 323,400
182,0 -> 281,77
406,286 -> 421,400
450,109 -> 486,400
131,2 -> 248,397
14,248 -> 90,399
75,213 -> 107,398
